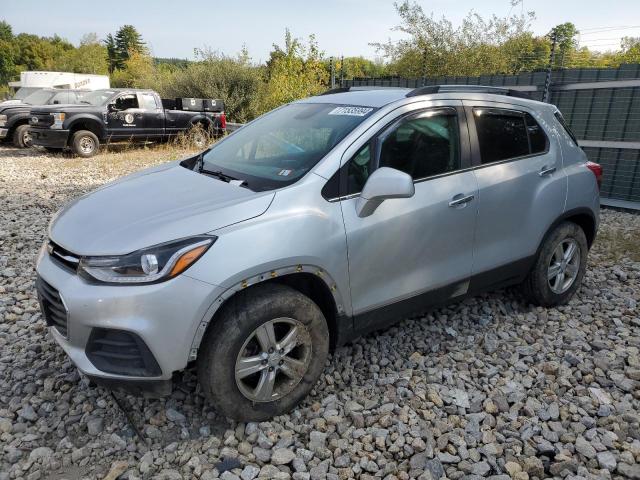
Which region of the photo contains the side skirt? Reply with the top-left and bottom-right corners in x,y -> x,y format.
335,256 -> 535,347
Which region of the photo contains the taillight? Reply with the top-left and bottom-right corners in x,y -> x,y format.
219,113 -> 227,130
586,161 -> 603,190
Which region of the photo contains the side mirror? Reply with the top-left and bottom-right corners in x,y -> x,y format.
356,167 -> 415,218
108,103 -> 118,112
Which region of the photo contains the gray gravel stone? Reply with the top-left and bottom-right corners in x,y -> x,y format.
0,147 -> 638,480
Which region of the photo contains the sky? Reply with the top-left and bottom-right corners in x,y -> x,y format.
2,0 -> 640,62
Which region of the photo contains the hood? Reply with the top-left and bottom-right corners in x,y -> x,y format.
0,102 -> 28,115
49,162 -> 275,256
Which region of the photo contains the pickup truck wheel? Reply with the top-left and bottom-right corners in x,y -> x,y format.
522,221 -> 588,307
197,283 -> 329,421
71,130 -> 99,158
13,124 -> 32,148
189,127 -> 207,149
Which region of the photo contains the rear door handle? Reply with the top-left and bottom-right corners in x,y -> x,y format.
449,194 -> 475,207
539,166 -> 556,177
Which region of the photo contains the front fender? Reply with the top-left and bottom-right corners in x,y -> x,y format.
186,263 -> 347,360
66,114 -> 106,137
7,113 -> 30,131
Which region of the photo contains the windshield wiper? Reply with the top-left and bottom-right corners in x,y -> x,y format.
195,153 -> 249,187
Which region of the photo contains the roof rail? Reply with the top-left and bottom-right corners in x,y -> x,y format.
320,87 -> 351,95
319,86 -> 409,95
406,85 -> 532,99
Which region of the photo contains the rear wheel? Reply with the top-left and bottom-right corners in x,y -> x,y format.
71,130 -> 99,158
13,124 -> 32,148
197,284 -> 329,421
522,221 -> 588,307
189,125 -> 208,149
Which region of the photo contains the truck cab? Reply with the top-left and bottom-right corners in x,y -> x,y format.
29,88 -> 226,156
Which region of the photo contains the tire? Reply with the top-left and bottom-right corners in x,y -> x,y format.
189,126 -> 208,149
71,130 -> 99,158
13,124 -> 32,148
522,221 -> 588,307
197,283 -> 329,421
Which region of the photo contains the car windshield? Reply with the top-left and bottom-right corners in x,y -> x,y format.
201,102 -> 376,191
12,87 -> 41,100
78,89 -> 117,106
22,90 -> 56,105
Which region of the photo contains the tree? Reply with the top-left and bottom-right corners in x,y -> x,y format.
260,30 -> 328,113
550,22 -> 579,67
372,1 -> 541,77
155,48 -> 264,123
56,33 -> 108,74
0,20 -> 12,42
105,25 -> 147,72
111,51 -> 155,88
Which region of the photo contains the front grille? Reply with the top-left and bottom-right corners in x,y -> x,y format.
30,113 -> 54,127
47,241 -> 80,272
36,276 -> 68,337
86,329 -> 162,377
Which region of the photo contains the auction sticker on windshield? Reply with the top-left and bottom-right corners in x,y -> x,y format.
328,106 -> 374,116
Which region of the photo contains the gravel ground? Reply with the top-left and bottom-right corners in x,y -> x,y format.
1,145 -> 639,480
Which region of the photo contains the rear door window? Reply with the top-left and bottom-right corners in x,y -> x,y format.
139,93 -> 159,110
474,109 -> 529,163
525,113 -> 548,154
473,108 -> 549,164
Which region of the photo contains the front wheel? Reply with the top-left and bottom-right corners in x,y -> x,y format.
71,130 -> 99,158
13,124 -> 33,148
522,221 -> 588,307
197,284 -> 329,421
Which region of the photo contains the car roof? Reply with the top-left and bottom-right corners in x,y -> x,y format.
301,85 -> 554,111
302,88 -> 412,108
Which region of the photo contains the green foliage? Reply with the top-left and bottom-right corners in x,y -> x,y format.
56,33 -> 108,74
106,25 -> 147,72
111,51 -> 155,88
325,56 -> 387,80
154,48 -> 264,123
259,30 -> 328,113
372,0 -> 542,77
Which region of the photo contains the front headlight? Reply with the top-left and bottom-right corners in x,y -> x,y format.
51,112 -> 66,129
78,235 -> 216,284
0,114 -> 7,127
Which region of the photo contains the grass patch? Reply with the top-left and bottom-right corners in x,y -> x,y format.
593,225 -> 640,262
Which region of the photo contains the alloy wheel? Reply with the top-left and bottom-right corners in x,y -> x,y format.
235,317 -> 312,402
547,238 -> 580,294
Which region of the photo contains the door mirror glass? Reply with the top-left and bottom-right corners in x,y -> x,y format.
356,167 -> 415,217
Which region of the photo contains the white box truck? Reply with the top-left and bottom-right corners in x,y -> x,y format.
4,71 -> 111,104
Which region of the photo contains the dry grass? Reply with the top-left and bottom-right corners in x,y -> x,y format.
593,224 -> 640,262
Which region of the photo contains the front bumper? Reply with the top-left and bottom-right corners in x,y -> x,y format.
0,128 -> 8,139
35,245 -> 224,390
30,127 -> 69,149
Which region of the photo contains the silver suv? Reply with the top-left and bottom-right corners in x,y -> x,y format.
36,85 -> 601,420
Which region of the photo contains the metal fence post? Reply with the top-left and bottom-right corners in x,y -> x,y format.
543,32 -> 557,103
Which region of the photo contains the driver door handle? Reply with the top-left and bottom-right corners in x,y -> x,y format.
539,166 -> 556,177
449,194 -> 475,207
